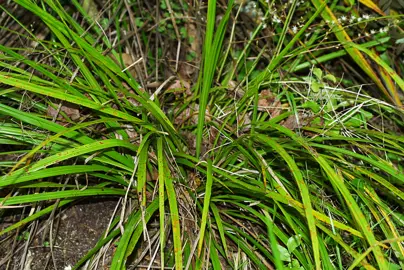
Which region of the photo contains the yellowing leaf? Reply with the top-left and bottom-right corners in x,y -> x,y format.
311,0 -> 396,106
359,0 -> 385,16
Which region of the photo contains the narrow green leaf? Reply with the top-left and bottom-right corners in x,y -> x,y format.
110,199 -> 159,270
197,159 -> 214,257
157,137 -> 166,268
0,188 -> 125,206
273,124 -> 388,269
210,203 -> 229,258
195,0 -> 234,157
1,165 -> 112,187
254,134 -> 320,269
163,142 -> 183,269
0,74 -> 142,124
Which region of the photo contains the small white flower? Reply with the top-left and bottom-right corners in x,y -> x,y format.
258,10 -> 264,17
362,14 -> 370,20
349,16 -> 356,23
292,25 -> 298,33
370,29 -> 377,34
340,15 -> 347,21
379,27 -> 386,33
357,17 -> 362,22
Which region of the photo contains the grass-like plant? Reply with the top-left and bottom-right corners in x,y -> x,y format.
0,0 -> 403,269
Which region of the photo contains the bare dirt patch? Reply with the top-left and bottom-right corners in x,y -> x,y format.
0,199 -> 118,270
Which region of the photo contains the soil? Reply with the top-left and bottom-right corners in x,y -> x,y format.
0,199 -> 119,270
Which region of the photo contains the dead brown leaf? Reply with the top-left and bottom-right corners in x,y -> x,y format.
179,22 -> 199,79
146,168 -> 158,182
174,103 -> 199,126
187,23 -> 198,52
109,52 -> 137,78
122,124 -> 138,139
181,130 -> 197,155
237,111 -> 252,132
228,80 -> 245,99
258,90 -> 285,117
117,87 -> 140,107
188,171 -> 201,190
281,112 -> 312,130
47,102 -> 80,121
167,79 -> 192,96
